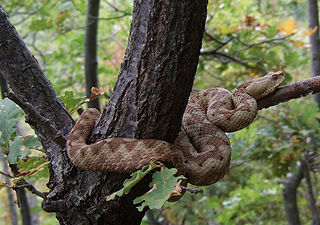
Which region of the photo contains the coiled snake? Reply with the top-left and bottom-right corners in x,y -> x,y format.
67,71 -> 284,186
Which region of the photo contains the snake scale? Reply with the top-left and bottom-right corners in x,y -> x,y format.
67,71 -> 285,186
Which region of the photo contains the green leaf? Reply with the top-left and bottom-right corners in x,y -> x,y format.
21,135 -> 42,149
133,168 -> 185,211
17,156 -> 49,179
265,25 -> 278,38
60,91 -> 84,113
30,19 -> 52,31
0,98 -> 23,145
106,163 -> 160,201
7,136 -> 40,164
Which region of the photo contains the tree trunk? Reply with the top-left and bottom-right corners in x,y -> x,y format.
10,164 -> 32,225
85,0 -> 100,110
282,162 -> 304,225
301,158 -> 320,225
2,161 -> 18,225
307,0 -> 320,106
0,0 -> 208,223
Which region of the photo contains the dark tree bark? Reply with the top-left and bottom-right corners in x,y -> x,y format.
85,0 -> 100,110
307,0 -> 320,105
0,0 -> 208,224
282,163 -> 304,225
0,71 -> 9,98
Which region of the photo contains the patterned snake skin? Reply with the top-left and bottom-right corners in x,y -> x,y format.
67,71 -> 285,186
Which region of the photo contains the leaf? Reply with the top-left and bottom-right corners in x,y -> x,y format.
17,156 -> 48,179
0,182 -> 10,190
244,15 -> 255,27
299,26 -> 318,37
290,40 -> 305,48
15,161 -> 49,179
89,87 -> 104,101
265,25 -> 278,38
30,19 -> 52,31
7,135 -> 40,164
277,18 -> 297,35
0,98 -> 23,145
60,91 -> 84,113
54,11 -> 70,25
106,163 -> 160,201
133,168 -> 185,211
216,24 -> 239,34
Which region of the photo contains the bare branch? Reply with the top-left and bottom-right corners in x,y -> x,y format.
239,34 -> 294,52
181,185 -> 203,194
258,76 -> 320,110
201,50 -> 264,72
14,180 -> 47,199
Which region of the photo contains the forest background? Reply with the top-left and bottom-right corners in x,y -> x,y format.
0,0 -> 319,225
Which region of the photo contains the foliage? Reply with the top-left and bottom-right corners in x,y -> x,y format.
2,0 -> 132,105
106,163 -> 160,201
133,168 -> 184,211
0,98 -> 47,184
107,163 -> 185,211
0,98 -> 42,163
197,0 -> 310,90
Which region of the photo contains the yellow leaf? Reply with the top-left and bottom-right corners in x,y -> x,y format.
216,24 -> 239,34
301,26 -> 318,37
290,40 -> 305,48
277,18 -> 297,35
54,11 -> 69,25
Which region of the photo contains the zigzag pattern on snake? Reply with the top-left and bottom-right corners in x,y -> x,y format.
66,71 -> 285,186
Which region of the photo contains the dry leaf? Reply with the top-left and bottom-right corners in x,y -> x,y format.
290,40 -> 305,48
245,15 -> 256,27
89,87 -> 104,101
300,26 -> 318,37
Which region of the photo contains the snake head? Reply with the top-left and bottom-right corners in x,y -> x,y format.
241,70 -> 285,99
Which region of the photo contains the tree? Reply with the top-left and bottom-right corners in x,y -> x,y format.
0,1 -> 207,224
84,0 -> 100,110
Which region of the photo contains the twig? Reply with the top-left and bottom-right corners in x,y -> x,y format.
0,170 -> 14,178
180,185 -> 203,194
201,50 -> 264,72
239,34 -> 294,52
258,76 -> 320,110
254,204 -> 271,225
9,164 -> 46,199
12,180 -> 46,199
105,1 -> 131,15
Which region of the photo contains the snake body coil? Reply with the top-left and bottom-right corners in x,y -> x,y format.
67,71 -> 284,186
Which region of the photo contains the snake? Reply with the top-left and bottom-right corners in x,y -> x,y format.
66,71 -> 285,186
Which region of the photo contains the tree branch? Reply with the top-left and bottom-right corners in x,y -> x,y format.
258,76 -> 320,110
301,156 -> 320,225
201,50 -> 264,72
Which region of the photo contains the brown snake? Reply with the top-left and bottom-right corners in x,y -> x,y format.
67,71 -> 285,186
